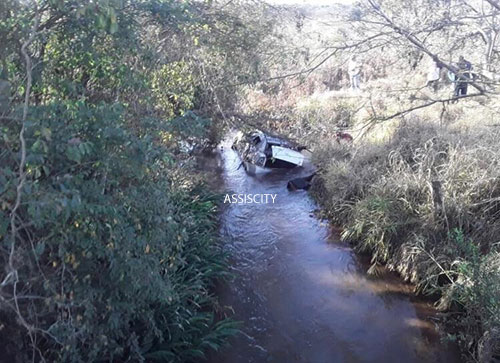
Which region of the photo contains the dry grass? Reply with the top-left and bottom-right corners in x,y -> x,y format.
309,108 -> 500,362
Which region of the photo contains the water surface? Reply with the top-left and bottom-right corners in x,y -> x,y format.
206,137 -> 460,363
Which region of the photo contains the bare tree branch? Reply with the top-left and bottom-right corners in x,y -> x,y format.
485,0 -> 500,12
366,0 -> 488,94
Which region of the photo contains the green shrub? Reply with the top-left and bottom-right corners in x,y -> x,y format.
0,101 -> 234,362
447,230 -> 500,360
1,0 -> 279,359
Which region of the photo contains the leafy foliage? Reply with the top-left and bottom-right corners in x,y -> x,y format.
1,0 -> 276,361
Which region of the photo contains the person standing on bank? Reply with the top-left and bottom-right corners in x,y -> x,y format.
454,56 -> 472,97
348,56 -> 361,90
426,59 -> 441,92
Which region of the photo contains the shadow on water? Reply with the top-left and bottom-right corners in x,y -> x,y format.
203,134 -> 461,363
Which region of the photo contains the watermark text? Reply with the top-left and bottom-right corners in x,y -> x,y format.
224,194 -> 277,204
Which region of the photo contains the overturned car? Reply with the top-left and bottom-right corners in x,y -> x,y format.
232,130 -> 306,172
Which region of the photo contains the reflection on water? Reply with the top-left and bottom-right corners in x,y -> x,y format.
206,135 -> 460,363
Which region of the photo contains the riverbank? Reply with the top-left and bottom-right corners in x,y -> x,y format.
245,86 -> 500,361
310,104 -> 500,362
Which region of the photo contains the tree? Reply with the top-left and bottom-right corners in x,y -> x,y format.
0,0 -> 276,361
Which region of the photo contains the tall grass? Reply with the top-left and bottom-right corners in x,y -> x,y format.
310,117 -> 500,361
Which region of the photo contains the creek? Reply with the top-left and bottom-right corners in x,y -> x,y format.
202,135 -> 460,363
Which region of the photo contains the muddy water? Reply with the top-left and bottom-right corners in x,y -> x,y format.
206,138 -> 460,363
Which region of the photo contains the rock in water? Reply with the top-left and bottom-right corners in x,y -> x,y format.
287,173 -> 316,191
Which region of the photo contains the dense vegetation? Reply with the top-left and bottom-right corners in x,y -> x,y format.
0,0 -> 276,361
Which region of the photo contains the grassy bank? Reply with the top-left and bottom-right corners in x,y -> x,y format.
269,88 -> 500,361
313,115 -> 500,360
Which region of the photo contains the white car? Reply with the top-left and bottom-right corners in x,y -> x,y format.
232,130 -> 306,171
